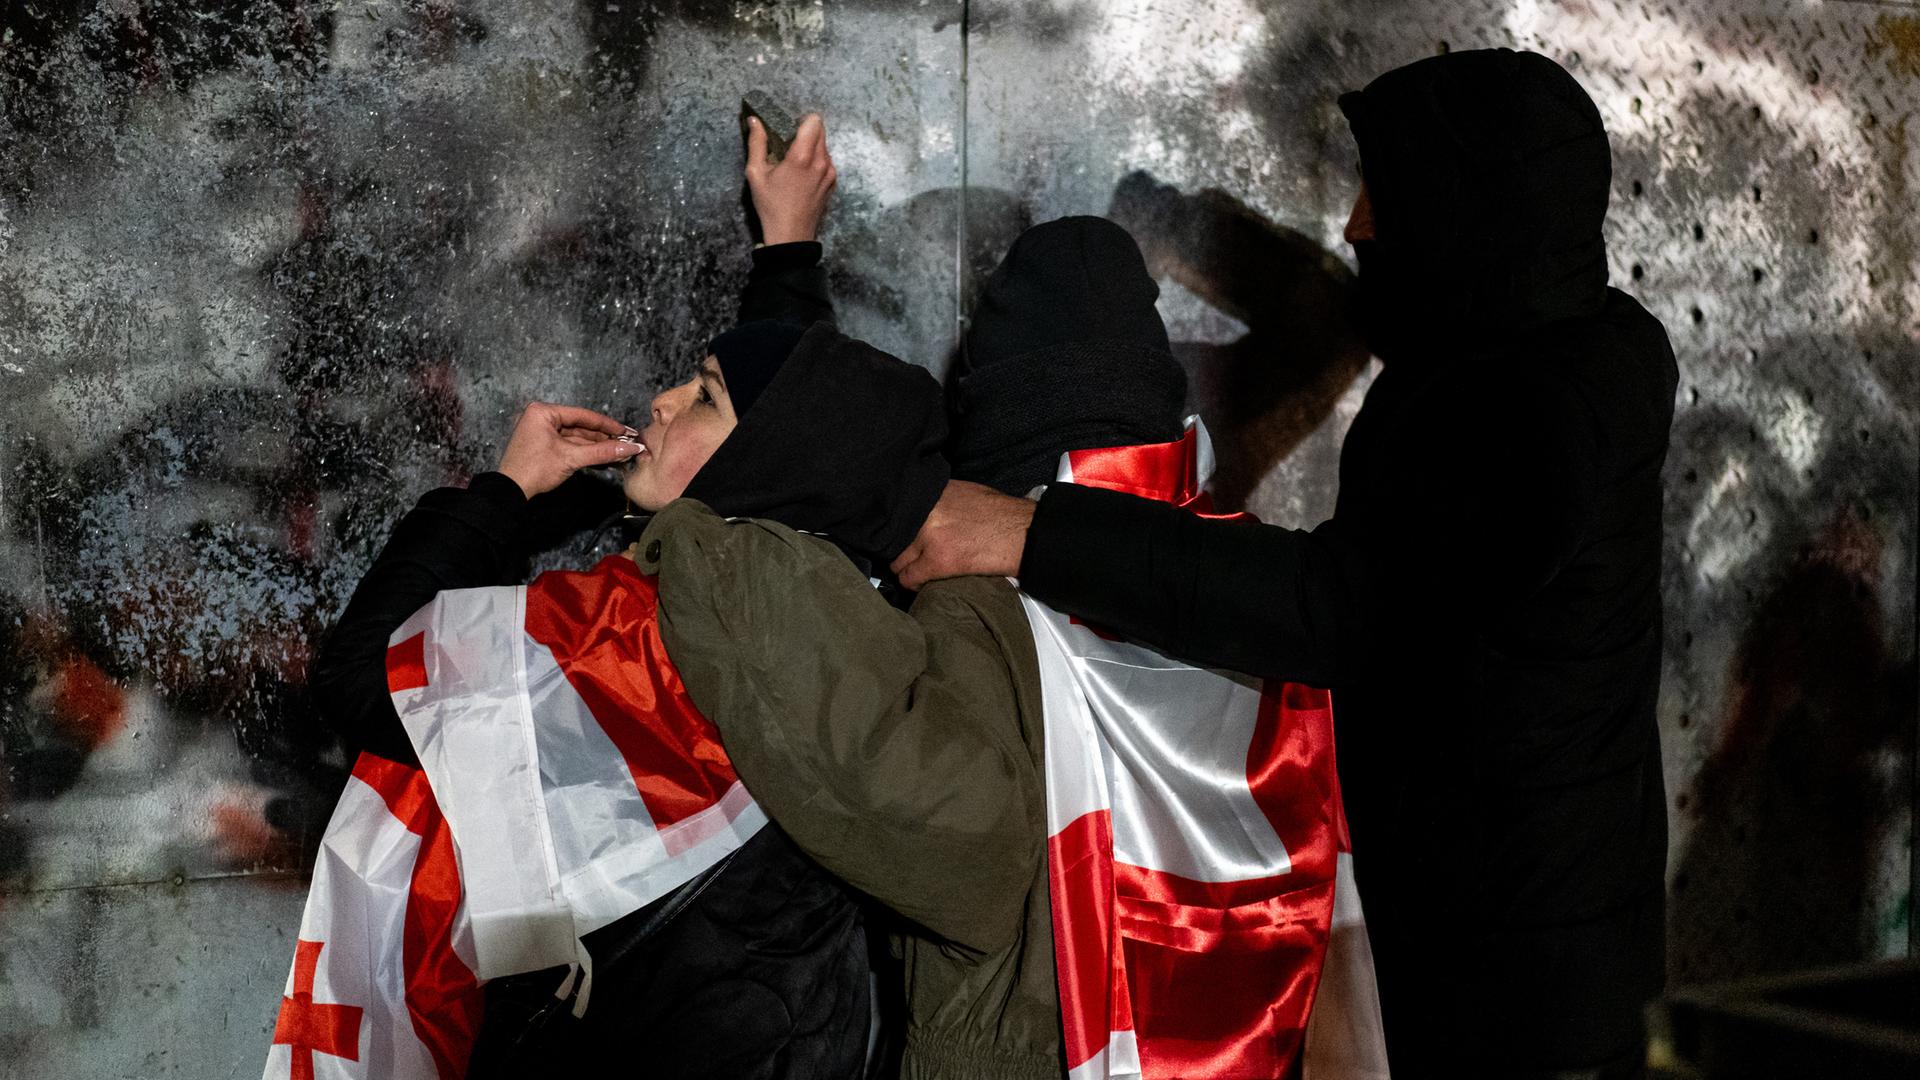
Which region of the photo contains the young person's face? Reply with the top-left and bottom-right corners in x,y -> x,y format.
623,355 -> 738,511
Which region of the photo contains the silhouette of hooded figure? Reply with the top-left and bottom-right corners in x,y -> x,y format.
1017,49 -> 1679,1077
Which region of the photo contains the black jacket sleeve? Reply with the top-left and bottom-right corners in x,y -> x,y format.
309,471 -> 623,765
1018,366 -> 1611,688
1020,489 -> 1371,685
739,241 -> 835,326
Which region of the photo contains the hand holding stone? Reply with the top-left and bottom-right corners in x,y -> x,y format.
745,113 -> 837,246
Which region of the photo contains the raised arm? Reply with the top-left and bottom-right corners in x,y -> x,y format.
641,499 -> 1042,954
738,113 -> 837,326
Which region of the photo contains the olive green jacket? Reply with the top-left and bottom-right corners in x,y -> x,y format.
636,499 -> 1062,1080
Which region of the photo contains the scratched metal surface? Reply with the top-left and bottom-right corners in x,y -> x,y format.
0,1 -> 965,1073
0,0 -> 1914,1074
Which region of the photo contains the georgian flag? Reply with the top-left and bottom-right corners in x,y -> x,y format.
266,557 -> 763,1079
264,754 -> 480,1080
1028,420 -> 1390,1080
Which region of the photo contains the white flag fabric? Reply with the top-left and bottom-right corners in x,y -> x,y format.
384,558 -> 765,984
264,753 -> 481,1080
1030,419 -> 1390,1080
267,557 -> 764,1079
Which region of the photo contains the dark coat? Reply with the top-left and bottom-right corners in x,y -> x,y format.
1019,50 -> 1678,1074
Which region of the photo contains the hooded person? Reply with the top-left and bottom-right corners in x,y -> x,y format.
297,314 -> 945,1080
288,108 -> 924,1080
892,49 -> 1680,1078
638,215 -> 1388,1080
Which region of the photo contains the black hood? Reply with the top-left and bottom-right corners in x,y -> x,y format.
1339,49 -> 1611,360
950,216 -> 1187,495
682,321 -> 949,567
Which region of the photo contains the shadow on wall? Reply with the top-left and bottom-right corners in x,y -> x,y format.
1592,16 -> 1920,986
931,168 -> 1368,514
1649,79 -> 1920,969
831,185 -> 1036,383
1106,171 -> 1370,513
1669,505 -> 1916,982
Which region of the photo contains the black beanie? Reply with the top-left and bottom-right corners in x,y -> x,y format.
707,319 -> 807,416
950,216 -> 1187,495
683,322 -> 949,567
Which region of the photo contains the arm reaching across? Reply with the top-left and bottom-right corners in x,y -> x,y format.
890,480 -> 1035,585
896,366 -> 1618,688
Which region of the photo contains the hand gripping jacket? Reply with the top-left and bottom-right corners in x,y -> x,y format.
1032,420 -> 1389,1080
265,558 -> 763,1080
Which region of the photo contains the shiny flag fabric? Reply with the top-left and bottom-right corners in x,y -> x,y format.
1027,419 -> 1389,1080
266,556 -> 763,1079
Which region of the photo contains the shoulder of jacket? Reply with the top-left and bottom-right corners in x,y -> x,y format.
913,578 -> 1040,670
915,575 -> 1024,617
914,577 -> 1048,769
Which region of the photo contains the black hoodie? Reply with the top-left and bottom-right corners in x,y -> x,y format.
1019,50 -> 1678,1074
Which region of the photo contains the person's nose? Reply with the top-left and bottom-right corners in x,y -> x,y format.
649,388 -> 675,428
1344,184 -> 1375,245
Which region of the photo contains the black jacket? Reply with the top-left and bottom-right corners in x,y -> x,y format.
308,242 -> 871,1080
1020,51 -> 1676,1074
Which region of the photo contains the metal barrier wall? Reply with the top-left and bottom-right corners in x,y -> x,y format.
0,1 -> 1913,1073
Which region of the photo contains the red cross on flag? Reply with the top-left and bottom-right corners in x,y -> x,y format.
1032,421 -> 1391,1080
383,557 -> 764,986
272,940 -> 363,1080
264,755 -> 481,1080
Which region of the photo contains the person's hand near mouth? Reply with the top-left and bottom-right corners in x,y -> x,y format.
495,401 -> 643,499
